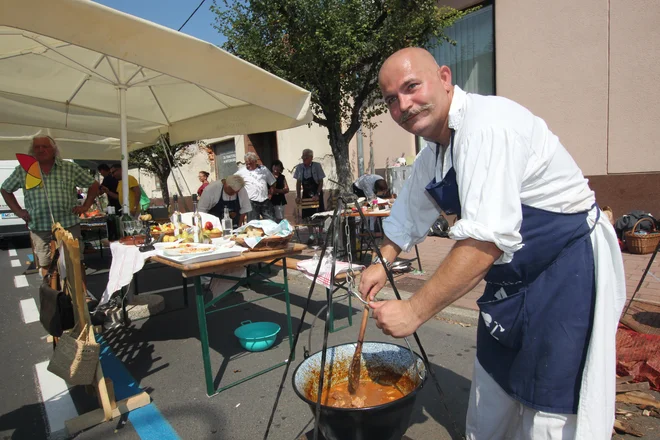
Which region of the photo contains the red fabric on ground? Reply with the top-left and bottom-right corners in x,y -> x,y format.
616,323 -> 660,391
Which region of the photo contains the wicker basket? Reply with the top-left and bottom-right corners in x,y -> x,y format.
47,325 -> 100,386
150,229 -> 175,238
234,233 -> 293,251
624,218 -> 660,255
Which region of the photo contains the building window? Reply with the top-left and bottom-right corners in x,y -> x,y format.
428,3 -> 494,95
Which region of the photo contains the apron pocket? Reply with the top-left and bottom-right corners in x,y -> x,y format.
477,285 -> 527,350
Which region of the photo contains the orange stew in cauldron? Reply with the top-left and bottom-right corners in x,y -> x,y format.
317,372 -> 416,409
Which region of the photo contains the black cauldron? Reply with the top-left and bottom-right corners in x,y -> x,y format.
293,341 -> 427,440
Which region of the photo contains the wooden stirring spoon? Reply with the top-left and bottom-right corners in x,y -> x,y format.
348,306 -> 370,394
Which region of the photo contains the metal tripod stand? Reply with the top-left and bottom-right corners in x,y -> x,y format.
262,194 -> 461,440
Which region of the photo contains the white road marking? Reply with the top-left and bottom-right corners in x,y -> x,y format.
20,298 -> 39,324
35,361 -> 78,436
8,249 -> 17,257
14,275 -> 29,288
11,259 -> 21,267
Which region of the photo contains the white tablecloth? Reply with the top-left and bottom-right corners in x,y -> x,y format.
100,242 -> 158,305
100,212 -> 232,306
296,258 -> 364,288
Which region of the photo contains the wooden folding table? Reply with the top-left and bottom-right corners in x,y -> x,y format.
150,243 -> 306,396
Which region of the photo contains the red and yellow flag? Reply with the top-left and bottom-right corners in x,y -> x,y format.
16,154 -> 42,189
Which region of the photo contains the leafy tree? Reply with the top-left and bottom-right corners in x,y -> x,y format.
212,0 -> 466,186
128,135 -> 196,207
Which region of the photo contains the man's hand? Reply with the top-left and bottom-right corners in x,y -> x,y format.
359,263 -> 388,301
17,209 -> 30,223
229,212 -> 236,218
369,299 -> 422,338
71,205 -> 89,215
295,197 -> 301,204
312,195 -> 319,201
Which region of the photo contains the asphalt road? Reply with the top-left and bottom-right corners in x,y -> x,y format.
0,236 -> 477,440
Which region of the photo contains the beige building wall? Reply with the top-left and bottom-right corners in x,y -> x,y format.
608,0 -> 660,173
349,117 -> 417,178
273,124 -> 337,188
496,0 -> 660,215
496,0 -> 610,176
496,0 -> 660,176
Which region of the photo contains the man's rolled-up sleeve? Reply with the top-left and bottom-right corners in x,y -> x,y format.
449,128 -> 528,264
1,167 -> 23,193
383,147 -> 441,252
264,168 -> 276,186
292,164 -> 302,181
73,163 -> 95,188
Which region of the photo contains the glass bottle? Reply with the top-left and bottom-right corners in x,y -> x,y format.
321,246 -> 334,273
171,194 -> 182,237
191,194 -> 203,243
222,207 -> 233,236
120,203 -> 132,237
107,206 -> 118,241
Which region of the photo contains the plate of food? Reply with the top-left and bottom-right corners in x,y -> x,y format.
162,243 -> 216,257
151,222 -> 191,236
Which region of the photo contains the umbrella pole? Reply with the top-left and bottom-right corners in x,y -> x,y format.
118,61 -> 130,215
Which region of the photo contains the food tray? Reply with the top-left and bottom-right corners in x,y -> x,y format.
232,233 -> 293,251
162,243 -> 216,257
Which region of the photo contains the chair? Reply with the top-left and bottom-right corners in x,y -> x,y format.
293,198 -> 324,245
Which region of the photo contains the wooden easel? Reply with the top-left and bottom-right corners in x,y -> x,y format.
51,225 -> 150,435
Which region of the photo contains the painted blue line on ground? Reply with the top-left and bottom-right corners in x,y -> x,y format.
126,404 -> 180,440
97,335 -> 180,439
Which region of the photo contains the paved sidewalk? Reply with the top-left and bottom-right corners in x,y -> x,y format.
395,236 -> 660,312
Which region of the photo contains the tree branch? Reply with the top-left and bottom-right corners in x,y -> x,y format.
313,114 -> 328,127
343,63 -> 380,143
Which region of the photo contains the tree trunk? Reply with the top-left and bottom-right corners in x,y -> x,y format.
158,171 -> 171,208
327,123 -> 353,191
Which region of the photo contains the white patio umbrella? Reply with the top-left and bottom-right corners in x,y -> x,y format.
0,0 -> 313,209
0,123 -> 145,160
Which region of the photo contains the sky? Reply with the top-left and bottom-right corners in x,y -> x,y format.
94,0 -> 227,46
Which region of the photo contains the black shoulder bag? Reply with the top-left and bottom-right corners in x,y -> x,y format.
38,249 -> 74,337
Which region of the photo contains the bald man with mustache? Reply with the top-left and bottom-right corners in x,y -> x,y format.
359,48 -> 625,439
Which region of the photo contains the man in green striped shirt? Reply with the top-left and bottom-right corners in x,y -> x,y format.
0,136 -> 100,277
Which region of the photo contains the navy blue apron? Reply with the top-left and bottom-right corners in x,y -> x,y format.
425,131 -> 460,215
301,163 -> 324,218
426,131 -> 597,414
209,187 -> 241,228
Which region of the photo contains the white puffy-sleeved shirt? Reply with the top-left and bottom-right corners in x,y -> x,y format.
235,165 -> 276,203
383,85 -> 595,264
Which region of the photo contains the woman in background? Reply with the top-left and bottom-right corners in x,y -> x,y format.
270,160 -> 289,222
197,171 -> 210,196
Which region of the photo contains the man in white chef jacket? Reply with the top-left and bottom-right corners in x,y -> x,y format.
359,47 -> 626,439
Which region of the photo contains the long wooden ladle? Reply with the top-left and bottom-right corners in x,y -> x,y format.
348,306 -> 370,394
